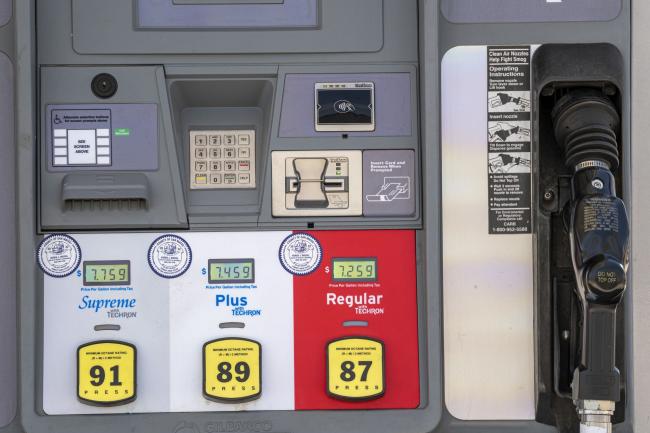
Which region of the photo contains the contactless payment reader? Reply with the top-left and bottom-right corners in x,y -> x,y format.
3,2 -> 650,433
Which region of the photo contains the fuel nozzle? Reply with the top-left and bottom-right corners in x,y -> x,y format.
551,89 -> 630,433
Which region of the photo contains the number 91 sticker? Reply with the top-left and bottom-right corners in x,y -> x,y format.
77,341 -> 137,406
327,336 -> 385,401
203,338 -> 262,403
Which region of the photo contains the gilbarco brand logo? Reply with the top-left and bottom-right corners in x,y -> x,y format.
173,420 -> 273,433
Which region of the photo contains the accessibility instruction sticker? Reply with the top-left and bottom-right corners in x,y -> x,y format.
487,46 -> 532,234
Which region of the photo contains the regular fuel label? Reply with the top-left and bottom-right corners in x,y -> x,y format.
326,337 -> 385,401
203,338 -> 262,403
487,46 -> 532,234
77,341 -> 137,406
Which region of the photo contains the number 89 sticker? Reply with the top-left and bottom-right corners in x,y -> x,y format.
326,337 -> 385,401
77,341 -> 137,406
203,338 -> 262,403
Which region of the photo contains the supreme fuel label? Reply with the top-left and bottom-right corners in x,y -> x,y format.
487,46 -> 532,234
326,337 -> 385,401
77,341 -> 137,406
203,338 -> 262,402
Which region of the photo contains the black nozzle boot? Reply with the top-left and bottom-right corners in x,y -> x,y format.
552,89 -> 620,171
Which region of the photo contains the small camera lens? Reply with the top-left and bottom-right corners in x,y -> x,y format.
91,73 -> 118,99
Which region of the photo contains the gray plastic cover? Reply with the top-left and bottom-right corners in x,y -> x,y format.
137,0 -> 318,28
0,50 -> 16,428
62,173 -> 150,205
441,0 -> 621,23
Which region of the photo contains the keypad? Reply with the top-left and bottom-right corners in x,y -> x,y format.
190,130 -> 256,189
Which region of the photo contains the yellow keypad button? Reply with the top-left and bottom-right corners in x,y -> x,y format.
203,338 -> 262,403
77,341 -> 137,406
326,337 -> 385,401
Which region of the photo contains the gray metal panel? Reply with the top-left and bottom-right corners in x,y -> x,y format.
38,0 -> 418,65
258,64 -> 422,230
631,0 -> 650,431
441,0 -> 621,24
72,0 -> 382,55
39,66 -> 188,230
0,50 -> 16,430
432,0 -> 633,431
279,73 -> 412,138
136,0 -> 317,28
0,0 -> 10,27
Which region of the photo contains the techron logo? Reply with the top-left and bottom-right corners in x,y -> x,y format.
173,421 -> 274,433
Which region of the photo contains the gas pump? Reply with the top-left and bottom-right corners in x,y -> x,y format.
0,1 -> 648,433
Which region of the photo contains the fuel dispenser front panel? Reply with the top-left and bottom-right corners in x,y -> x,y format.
4,1 -> 648,433
41,231 -> 418,414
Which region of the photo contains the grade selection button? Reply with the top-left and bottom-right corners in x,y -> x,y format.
77,341 -> 137,406
203,338 -> 262,403
326,337 -> 385,401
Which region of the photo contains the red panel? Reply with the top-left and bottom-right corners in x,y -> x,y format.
293,230 -> 420,410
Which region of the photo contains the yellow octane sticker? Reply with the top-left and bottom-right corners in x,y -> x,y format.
203,338 -> 262,402
327,337 -> 385,401
77,341 -> 136,406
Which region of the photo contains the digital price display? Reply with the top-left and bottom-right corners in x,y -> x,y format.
208,259 -> 255,284
332,258 -> 377,282
83,261 -> 131,286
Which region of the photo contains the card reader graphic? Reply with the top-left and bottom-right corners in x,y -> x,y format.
366,177 -> 411,202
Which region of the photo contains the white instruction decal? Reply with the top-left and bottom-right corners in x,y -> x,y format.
487,46 -> 532,234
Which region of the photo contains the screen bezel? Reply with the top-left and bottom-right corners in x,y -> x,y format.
314,82 -> 376,132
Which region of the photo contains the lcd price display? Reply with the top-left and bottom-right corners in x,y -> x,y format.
83,261 -> 131,286
208,259 -> 255,284
332,258 -> 377,282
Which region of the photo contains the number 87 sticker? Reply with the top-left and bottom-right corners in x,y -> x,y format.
326,337 -> 385,401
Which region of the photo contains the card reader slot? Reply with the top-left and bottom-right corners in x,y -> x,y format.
286,177 -> 347,193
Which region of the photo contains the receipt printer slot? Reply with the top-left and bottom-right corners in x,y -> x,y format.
272,151 -> 362,216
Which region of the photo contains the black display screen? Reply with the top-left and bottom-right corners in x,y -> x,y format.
316,88 -> 373,125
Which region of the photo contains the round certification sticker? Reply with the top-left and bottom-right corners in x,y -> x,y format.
147,234 -> 192,278
279,233 -> 322,276
37,234 -> 82,278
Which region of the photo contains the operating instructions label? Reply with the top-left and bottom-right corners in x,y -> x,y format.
487,46 -> 532,234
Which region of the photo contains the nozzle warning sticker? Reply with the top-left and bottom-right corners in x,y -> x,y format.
487,46 -> 532,234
